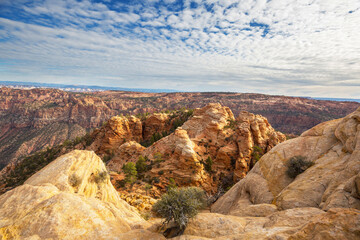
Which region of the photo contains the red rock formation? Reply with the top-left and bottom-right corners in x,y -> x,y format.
105,103 -> 286,194
0,87 -> 358,170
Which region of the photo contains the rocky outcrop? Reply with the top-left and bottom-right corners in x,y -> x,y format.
163,208 -> 360,240
0,150 -> 149,239
106,103 -> 285,194
1,87 -> 358,171
212,107 -> 360,214
89,116 -> 143,155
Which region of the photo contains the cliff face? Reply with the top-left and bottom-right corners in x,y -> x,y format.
0,87 -> 358,170
211,106 -> 360,214
103,103 -> 285,194
194,106 -> 360,239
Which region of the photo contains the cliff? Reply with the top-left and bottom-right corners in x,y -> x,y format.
1,87 -> 358,170
102,103 -> 285,195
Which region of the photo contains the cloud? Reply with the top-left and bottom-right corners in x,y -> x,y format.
0,0 -> 359,98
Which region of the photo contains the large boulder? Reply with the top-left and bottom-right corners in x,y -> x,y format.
212,107 -> 360,214
0,150 -> 148,239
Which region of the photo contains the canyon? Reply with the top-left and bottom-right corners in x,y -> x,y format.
0,87 -> 359,170
0,105 -> 359,239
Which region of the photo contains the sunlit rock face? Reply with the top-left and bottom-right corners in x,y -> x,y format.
0,150 -> 147,240
105,103 -> 285,194
212,107 -> 360,214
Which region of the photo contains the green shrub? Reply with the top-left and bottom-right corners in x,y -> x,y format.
202,156 -> 213,173
122,162 -> 137,184
286,156 -> 313,178
250,145 -> 264,169
152,187 -> 207,235
154,153 -> 164,164
102,154 -> 113,163
167,178 -> 177,190
136,156 -> 147,174
94,171 -> 109,184
68,173 -> 81,187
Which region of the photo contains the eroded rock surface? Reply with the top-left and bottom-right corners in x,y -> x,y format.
212,107 -> 360,214
106,103 -> 285,194
0,150 -> 150,239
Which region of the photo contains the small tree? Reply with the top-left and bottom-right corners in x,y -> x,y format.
202,156 -> 213,173
286,156 -> 313,178
122,162 -> 137,184
152,187 -> 207,237
136,156 -> 147,174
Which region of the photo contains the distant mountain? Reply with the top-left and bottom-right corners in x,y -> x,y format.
312,97 -> 360,103
0,81 -> 177,93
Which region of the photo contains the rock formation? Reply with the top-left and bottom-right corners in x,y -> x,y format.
1,104 -> 360,239
106,103 -> 286,194
191,106 -> 360,239
211,106 -> 360,214
1,87 -> 358,170
0,150 -> 150,239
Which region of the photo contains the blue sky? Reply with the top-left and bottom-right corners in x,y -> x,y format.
0,0 -> 359,97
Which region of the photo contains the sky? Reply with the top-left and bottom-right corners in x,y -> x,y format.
0,0 -> 359,97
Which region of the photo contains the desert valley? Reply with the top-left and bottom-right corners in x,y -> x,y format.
0,87 -> 359,239
1,0 -> 359,238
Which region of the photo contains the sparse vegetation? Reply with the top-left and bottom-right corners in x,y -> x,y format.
122,162 -> 137,184
167,178 -> 177,190
224,118 -> 237,129
136,156 -> 147,175
145,183 -> 152,195
68,173 -> 81,187
152,187 -> 207,237
201,156 -> 213,173
250,145 -> 264,169
94,171 -> 109,184
139,108 -> 194,147
286,156 -> 313,178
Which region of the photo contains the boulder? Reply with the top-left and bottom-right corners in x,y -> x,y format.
0,150 -> 146,239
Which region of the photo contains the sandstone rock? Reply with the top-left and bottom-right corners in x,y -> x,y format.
212,107 -> 360,214
1,87 -> 358,176
134,103 -> 285,194
89,116 -> 143,154
0,150 -> 146,239
107,141 -> 146,171
288,208 -> 360,240
182,213 -> 246,238
118,229 -> 166,240
143,113 -> 171,140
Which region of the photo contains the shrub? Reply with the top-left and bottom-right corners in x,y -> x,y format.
94,171 -> 109,184
68,173 -> 81,187
202,156 -> 213,173
250,145 -> 264,169
122,162 -> 137,184
102,154 -> 113,163
158,170 -> 164,175
286,156 -> 313,178
136,156 -> 147,174
154,153 -> 163,163
167,178 -> 177,190
152,187 -> 207,236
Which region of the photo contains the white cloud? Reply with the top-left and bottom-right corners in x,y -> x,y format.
0,0 -> 359,97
